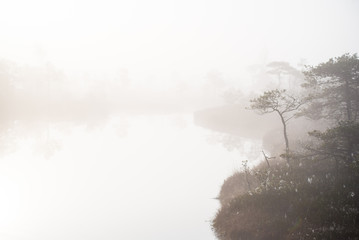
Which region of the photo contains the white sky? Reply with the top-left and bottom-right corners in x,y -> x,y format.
1,0 -> 358,88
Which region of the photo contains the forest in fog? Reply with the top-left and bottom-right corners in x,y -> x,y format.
211,53 -> 359,239
1,0 -> 359,240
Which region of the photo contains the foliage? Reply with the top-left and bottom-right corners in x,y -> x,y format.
213,177 -> 359,239
213,153 -> 359,240
217,171 -> 259,207
250,89 -> 302,164
250,89 -> 301,116
267,62 -> 303,81
212,54 -> 359,240
307,121 -> 359,163
302,53 -> 359,122
266,61 -> 304,89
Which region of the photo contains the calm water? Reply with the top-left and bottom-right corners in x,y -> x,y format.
0,114 -> 253,240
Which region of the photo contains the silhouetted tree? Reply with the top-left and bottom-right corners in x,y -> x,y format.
212,54 -> 359,240
267,61 -> 302,88
302,53 -> 359,123
250,89 -> 302,164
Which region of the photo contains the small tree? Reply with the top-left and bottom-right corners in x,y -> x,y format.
250,89 -> 302,164
267,61 -> 302,89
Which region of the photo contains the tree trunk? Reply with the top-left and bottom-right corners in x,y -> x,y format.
343,75 -> 354,160
344,75 -> 352,121
276,110 -> 290,164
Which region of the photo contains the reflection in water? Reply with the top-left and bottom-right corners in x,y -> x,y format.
0,59 -> 265,240
0,115 -> 249,240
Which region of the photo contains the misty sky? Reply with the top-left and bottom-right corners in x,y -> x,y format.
1,0 -> 358,90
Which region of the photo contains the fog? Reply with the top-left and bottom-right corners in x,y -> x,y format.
0,0 -> 359,239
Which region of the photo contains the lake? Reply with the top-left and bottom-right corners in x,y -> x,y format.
0,114 -> 256,240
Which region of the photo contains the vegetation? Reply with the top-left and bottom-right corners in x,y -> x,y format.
250,89 -> 302,164
212,54 -> 359,240
302,53 -> 359,123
